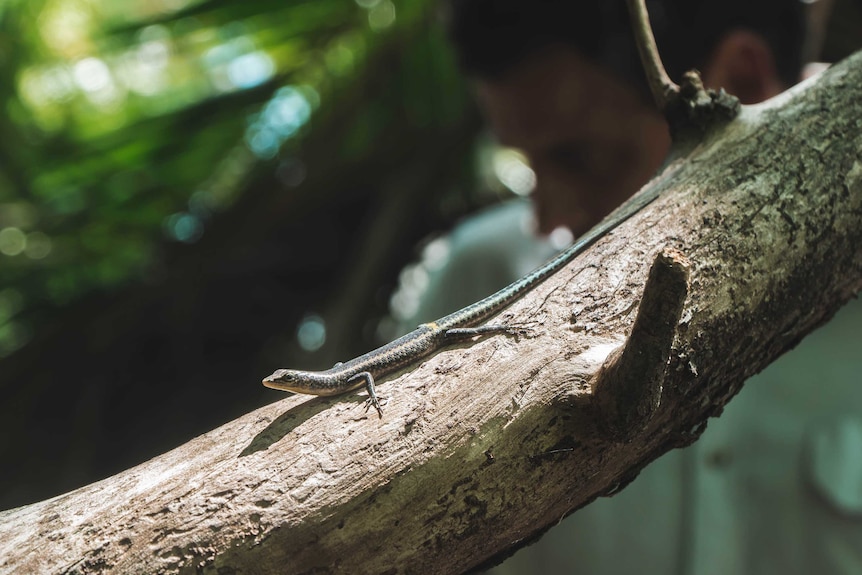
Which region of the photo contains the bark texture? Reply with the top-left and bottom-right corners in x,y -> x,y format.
1,52 -> 861,575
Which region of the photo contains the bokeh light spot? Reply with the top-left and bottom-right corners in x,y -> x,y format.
25,232 -> 52,259
163,212 -> 204,243
227,51 -> 275,89
421,237 -> 451,272
297,314 -> 326,352
266,88 -> 311,137
73,57 -> 112,92
548,226 -> 574,250
493,148 -> 536,196
245,86 -> 313,159
41,65 -> 76,103
246,128 -> 280,159
0,228 -> 27,256
368,0 -> 396,32
325,44 -> 355,76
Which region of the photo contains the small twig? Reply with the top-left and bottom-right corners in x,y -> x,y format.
625,0 -> 680,111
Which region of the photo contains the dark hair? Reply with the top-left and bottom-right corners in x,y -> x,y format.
446,0 -> 805,93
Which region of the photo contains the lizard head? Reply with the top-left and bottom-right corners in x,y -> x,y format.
262,369 -> 302,392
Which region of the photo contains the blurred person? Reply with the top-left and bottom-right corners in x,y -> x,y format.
397,1 -> 862,572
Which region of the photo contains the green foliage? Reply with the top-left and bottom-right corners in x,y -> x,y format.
0,0 -> 468,357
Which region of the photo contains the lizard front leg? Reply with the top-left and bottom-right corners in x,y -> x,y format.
347,371 -> 385,418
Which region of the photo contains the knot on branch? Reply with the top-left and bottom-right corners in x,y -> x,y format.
593,248 -> 691,440
666,70 -> 741,142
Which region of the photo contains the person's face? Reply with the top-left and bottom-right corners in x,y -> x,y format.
474,45 -> 671,236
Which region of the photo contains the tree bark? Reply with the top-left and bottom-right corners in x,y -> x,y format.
2,51 -> 861,575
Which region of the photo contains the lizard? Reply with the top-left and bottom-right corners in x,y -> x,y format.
262,180 -> 667,417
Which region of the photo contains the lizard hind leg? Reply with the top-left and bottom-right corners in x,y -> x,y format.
347,371 -> 386,418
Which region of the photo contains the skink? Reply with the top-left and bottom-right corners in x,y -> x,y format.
263,183 -> 664,417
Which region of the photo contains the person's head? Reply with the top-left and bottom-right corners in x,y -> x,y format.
447,0 -> 805,234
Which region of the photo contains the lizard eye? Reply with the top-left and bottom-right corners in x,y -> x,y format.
264,369 -> 293,383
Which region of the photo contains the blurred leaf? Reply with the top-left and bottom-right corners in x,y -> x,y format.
0,0 -> 458,357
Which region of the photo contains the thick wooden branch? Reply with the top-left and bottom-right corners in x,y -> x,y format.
2,52 -> 861,575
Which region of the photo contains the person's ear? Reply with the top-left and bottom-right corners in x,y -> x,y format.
701,29 -> 785,104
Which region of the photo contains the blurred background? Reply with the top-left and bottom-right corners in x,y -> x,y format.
0,0 -> 540,509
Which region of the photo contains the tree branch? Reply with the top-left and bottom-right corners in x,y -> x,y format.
1,52 -> 861,575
